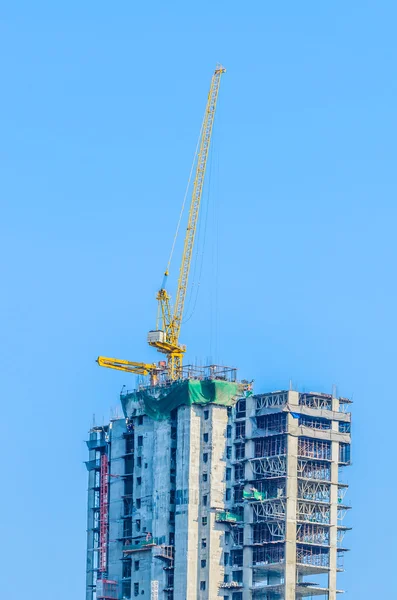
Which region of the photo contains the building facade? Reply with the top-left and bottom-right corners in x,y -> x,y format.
85,386 -> 351,600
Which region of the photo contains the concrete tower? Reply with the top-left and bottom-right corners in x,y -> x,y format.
85,379 -> 351,600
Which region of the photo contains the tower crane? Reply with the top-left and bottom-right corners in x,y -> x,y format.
97,65 -> 226,384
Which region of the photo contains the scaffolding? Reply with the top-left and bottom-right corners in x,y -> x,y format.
299,393 -> 332,411
297,501 -> 330,524
255,436 -> 287,458
99,454 -> 109,573
253,544 -> 285,566
339,396 -> 353,413
256,392 -> 288,412
298,460 -> 331,481
125,364 -> 239,393
298,438 -> 331,460
298,415 -> 331,430
253,521 -> 285,544
337,505 -> 351,523
251,456 -> 287,478
255,413 -> 288,436
339,443 -> 351,464
296,523 -> 329,545
251,480 -> 286,499
231,391 -> 350,596
296,545 -> 329,568
298,480 -> 330,503
252,518 -> 285,541
337,485 -> 348,503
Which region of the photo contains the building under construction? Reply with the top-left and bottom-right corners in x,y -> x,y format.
85,378 -> 351,600
87,66 -> 352,599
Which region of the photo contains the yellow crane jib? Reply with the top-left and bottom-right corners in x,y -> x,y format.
96,357 -> 163,386
148,65 -> 226,381
96,356 -> 157,376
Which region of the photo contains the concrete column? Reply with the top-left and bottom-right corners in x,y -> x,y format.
243,395 -> 254,600
174,406 -> 201,599
128,415 -> 155,599
245,395 -> 255,482
108,420 -> 126,584
151,420 -> 172,591
86,451 -> 97,600
208,405 -> 228,599
285,413 -> 298,600
135,417 -> 154,537
243,502 -> 253,600
287,390 -> 300,408
329,395 -> 340,600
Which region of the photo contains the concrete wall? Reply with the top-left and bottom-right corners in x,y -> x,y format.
108,419 -> 127,585
174,405 -> 200,598
173,403 -> 229,599
207,405 -> 228,599
151,420 -> 172,592
86,427 -> 108,600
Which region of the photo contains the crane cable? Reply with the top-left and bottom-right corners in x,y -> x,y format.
210,104 -> 221,362
184,92 -> 221,331
182,132 -> 214,325
214,141 -> 221,362
165,120 -> 204,277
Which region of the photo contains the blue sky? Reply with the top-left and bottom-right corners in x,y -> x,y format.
1,2 -> 396,598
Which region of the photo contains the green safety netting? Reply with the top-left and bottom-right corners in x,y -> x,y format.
121,379 -> 245,420
243,489 -> 266,501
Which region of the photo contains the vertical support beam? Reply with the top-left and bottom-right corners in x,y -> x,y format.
242,505 -> 253,600
108,420 -> 127,586
208,406 -> 228,599
174,406 -> 200,599
285,405 -> 298,600
86,442 -> 100,600
245,394 -> 255,481
99,453 -> 109,574
329,395 -> 340,600
243,394 -> 255,600
151,420 -> 172,591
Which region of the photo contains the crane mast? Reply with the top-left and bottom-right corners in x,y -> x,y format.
97,65 -> 225,383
